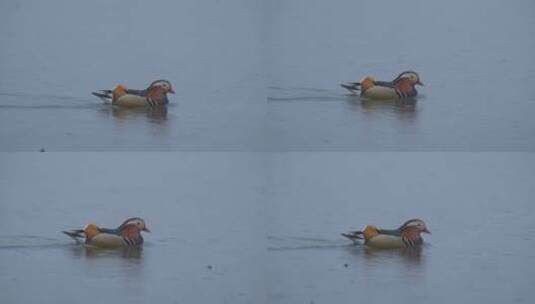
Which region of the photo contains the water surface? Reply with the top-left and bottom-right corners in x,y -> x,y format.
0,0 -> 266,151
1,0 -> 534,151
1,153 -> 534,303
265,0 -> 535,151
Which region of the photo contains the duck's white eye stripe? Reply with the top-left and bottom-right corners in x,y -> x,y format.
400,73 -> 418,79
152,81 -> 171,88
405,220 -> 423,227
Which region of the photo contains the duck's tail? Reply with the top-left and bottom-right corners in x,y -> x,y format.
62,229 -> 85,241
341,230 -> 364,243
91,90 -> 113,103
340,82 -> 361,94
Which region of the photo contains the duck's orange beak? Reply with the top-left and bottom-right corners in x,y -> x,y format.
143,227 -> 151,233
423,227 -> 431,234
416,80 -> 424,86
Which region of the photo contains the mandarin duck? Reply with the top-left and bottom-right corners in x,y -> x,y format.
92,80 -> 175,107
342,218 -> 430,249
341,71 -> 423,100
63,217 -> 150,248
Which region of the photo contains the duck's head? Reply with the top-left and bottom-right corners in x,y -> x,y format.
397,71 -> 423,86
400,218 -> 430,234
148,79 -> 175,94
120,217 -> 150,232
84,223 -> 100,239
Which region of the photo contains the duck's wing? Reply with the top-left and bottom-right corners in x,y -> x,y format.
376,228 -> 401,236
91,86 -> 147,103
373,81 -> 395,88
125,89 -> 147,96
98,227 -> 120,235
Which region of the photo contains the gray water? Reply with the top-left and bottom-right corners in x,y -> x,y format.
0,0 -> 266,151
1,0 -> 535,303
265,0 -> 535,151
1,0 -> 534,151
1,153 -> 534,303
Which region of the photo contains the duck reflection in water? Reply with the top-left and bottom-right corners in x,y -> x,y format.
111,105 -> 168,124
363,245 -> 424,265
358,97 -> 417,114
70,245 -> 144,260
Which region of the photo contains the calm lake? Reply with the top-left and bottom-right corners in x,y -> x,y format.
1,153 -> 534,303
1,0 -> 534,303
264,0 -> 535,151
0,0 -> 266,151
0,0 -> 534,151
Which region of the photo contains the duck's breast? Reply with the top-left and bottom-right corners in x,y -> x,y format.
366,234 -> 404,249
362,86 -> 399,100
87,233 -> 126,249
114,94 -> 148,107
